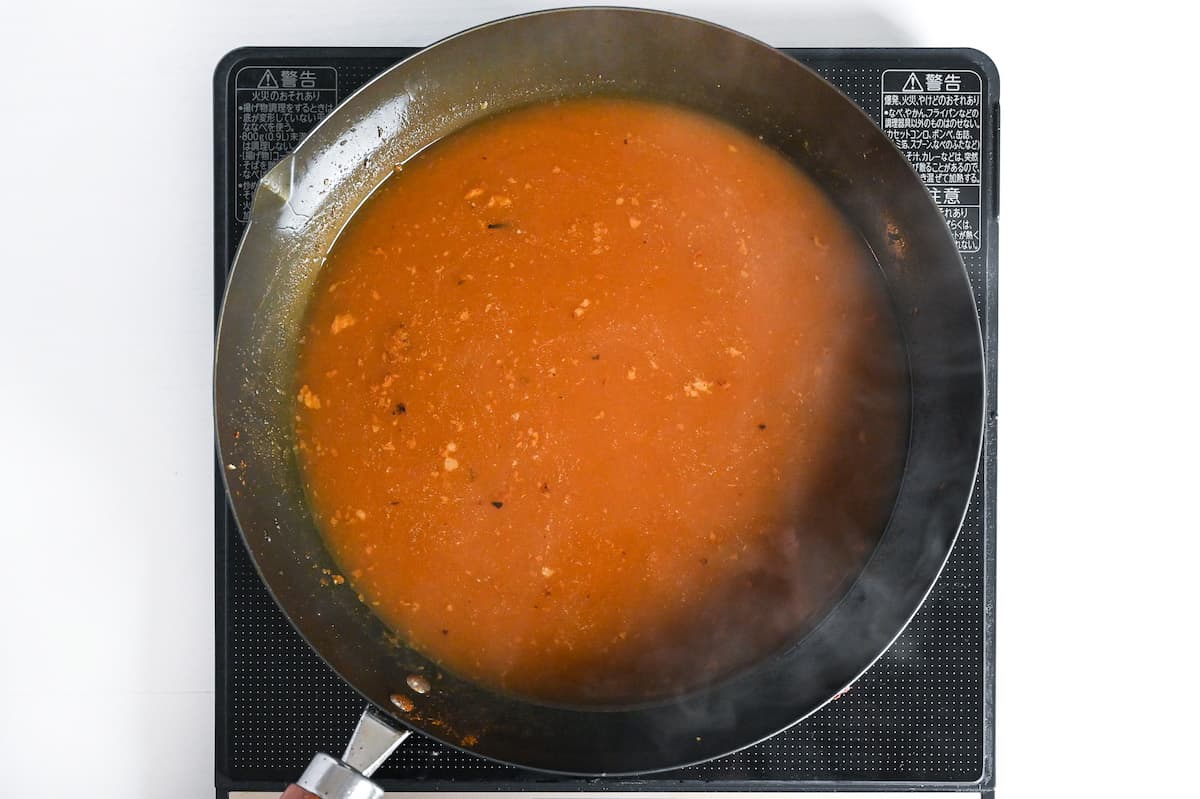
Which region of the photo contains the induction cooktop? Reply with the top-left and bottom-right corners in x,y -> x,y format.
213,46 -> 998,799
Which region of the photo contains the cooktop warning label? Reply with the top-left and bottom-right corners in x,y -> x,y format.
881,70 -> 983,253
234,66 -> 338,222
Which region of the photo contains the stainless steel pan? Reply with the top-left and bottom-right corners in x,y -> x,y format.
215,6 -> 984,787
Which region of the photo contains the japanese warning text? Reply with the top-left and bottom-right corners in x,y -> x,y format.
881,70 -> 983,253
234,67 -> 338,222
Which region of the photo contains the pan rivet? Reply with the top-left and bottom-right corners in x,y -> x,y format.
406,674 -> 432,694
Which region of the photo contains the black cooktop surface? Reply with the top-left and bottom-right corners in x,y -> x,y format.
214,46 -> 998,797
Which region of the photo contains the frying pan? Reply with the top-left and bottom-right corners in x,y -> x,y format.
214,5 -> 985,789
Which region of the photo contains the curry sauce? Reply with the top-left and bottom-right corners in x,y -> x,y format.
293,97 -> 908,703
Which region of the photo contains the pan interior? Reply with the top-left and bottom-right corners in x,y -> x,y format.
289,94 -> 912,707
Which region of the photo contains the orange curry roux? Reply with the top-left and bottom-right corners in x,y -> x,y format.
293,97 -> 909,703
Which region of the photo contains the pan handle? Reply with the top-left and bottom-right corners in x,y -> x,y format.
278,707 -> 410,799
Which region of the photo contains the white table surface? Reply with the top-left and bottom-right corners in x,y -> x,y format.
1,1 -> 1195,797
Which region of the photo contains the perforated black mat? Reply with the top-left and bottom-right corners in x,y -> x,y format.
214,47 -> 997,795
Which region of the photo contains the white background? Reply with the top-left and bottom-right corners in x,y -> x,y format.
2,1 -> 1196,797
